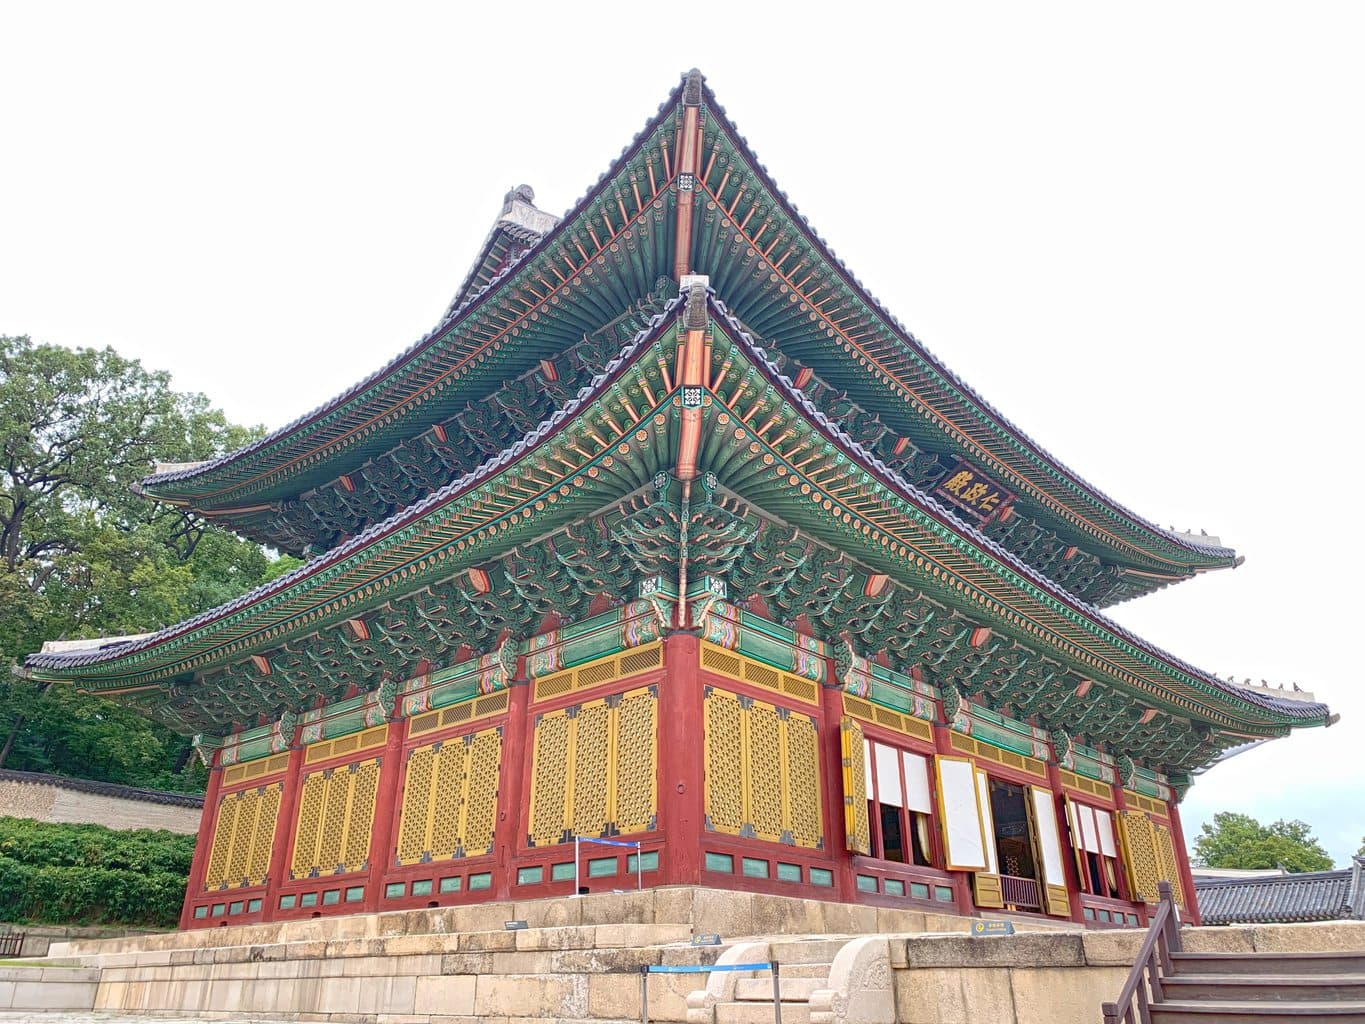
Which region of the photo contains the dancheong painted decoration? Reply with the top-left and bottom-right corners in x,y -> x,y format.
22,71 -> 1335,931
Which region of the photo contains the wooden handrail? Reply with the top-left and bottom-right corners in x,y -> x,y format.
1101,881 -> 1182,1024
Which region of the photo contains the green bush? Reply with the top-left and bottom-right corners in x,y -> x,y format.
0,817 -> 193,927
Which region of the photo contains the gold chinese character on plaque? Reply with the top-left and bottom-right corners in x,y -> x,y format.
932,460 -> 1015,522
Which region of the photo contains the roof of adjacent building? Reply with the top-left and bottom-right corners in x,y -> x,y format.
1195,859 -> 1365,925
0,768 -> 205,809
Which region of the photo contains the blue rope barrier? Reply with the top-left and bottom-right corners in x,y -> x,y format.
644,962 -> 771,974
574,836 -> 643,849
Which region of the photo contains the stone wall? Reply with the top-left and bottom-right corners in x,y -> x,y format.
892,920 -> 1365,1024
0,774 -> 202,834
22,891 -> 1365,1024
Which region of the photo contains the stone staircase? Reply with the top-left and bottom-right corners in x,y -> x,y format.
1145,950 -> 1365,1023
690,935 -> 894,1024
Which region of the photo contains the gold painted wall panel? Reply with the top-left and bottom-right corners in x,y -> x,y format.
703,688 -> 824,850
528,685 -> 657,846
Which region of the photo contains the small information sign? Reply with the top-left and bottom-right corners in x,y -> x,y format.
971,920 -> 1015,937
505,920 -> 529,930
691,933 -> 723,946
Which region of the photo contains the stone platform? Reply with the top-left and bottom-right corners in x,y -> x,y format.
2,888 -> 1361,1024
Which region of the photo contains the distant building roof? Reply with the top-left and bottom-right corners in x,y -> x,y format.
0,769 -> 204,809
1195,859 -> 1365,925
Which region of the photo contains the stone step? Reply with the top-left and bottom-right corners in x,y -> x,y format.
768,937 -> 851,964
1149,1000 -> 1365,1023
768,962 -> 832,979
1163,975 -> 1365,1001
1171,953 -> 1365,977
736,976 -> 827,1001
718,999 -> 813,1024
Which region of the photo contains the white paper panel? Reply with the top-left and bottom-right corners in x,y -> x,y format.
1031,787 -> 1066,887
1097,809 -> 1117,857
862,739 -> 873,800
936,757 -> 987,870
1080,804 -> 1101,854
902,751 -> 932,814
874,743 -> 904,807
976,769 -> 998,874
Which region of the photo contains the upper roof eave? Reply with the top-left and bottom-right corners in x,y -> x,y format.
695,82 -> 1238,571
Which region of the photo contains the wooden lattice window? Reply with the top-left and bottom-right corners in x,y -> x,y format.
702,687 -> 823,850
202,783 -> 283,891
527,685 -> 658,846
289,758 -> 381,879
395,725 -> 503,865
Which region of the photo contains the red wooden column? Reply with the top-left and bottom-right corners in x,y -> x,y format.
363,713 -> 407,912
930,722 -> 978,918
262,740 -> 305,922
179,755 -> 224,930
818,673 -> 857,903
1167,799 -> 1202,926
1045,763 -> 1088,925
658,632 -> 703,885
493,671 -> 532,902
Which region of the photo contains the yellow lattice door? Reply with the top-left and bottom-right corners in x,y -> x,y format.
614,688 -> 658,836
202,794 -> 239,891
784,712 -> 823,849
395,744 -> 437,866
1117,810 -> 1161,903
747,702 -> 785,842
395,726 -> 503,866
571,700 -> 613,839
1152,822 -> 1186,908
702,688 -> 824,849
704,689 -> 746,836
839,716 -> 871,855
462,727 -> 502,856
528,686 -> 658,846
529,711 -> 572,847
202,784 -> 283,890
290,758 -> 381,878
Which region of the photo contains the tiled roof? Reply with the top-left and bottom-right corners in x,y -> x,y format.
1195,860 -> 1365,924
0,768 -> 204,809
22,293 -> 1332,733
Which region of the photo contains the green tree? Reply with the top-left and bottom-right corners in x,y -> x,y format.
0,335 -> 299,790
1192,811 -> 1334,873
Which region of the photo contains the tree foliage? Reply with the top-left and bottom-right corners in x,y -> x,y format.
0,817 -> 193,926
0,335 -> 300,792
1192,811 -> 1335,873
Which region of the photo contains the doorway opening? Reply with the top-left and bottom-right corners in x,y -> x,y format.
988,779 -> 1041,911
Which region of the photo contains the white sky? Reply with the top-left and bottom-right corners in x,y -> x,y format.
2,2 -> 1361,865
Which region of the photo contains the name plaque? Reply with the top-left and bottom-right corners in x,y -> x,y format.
934,460 -> 1014,521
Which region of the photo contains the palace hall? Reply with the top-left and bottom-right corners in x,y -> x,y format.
22,71 -> 1332,931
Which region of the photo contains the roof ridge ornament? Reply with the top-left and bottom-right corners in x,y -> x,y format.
681,68 -> 704,108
